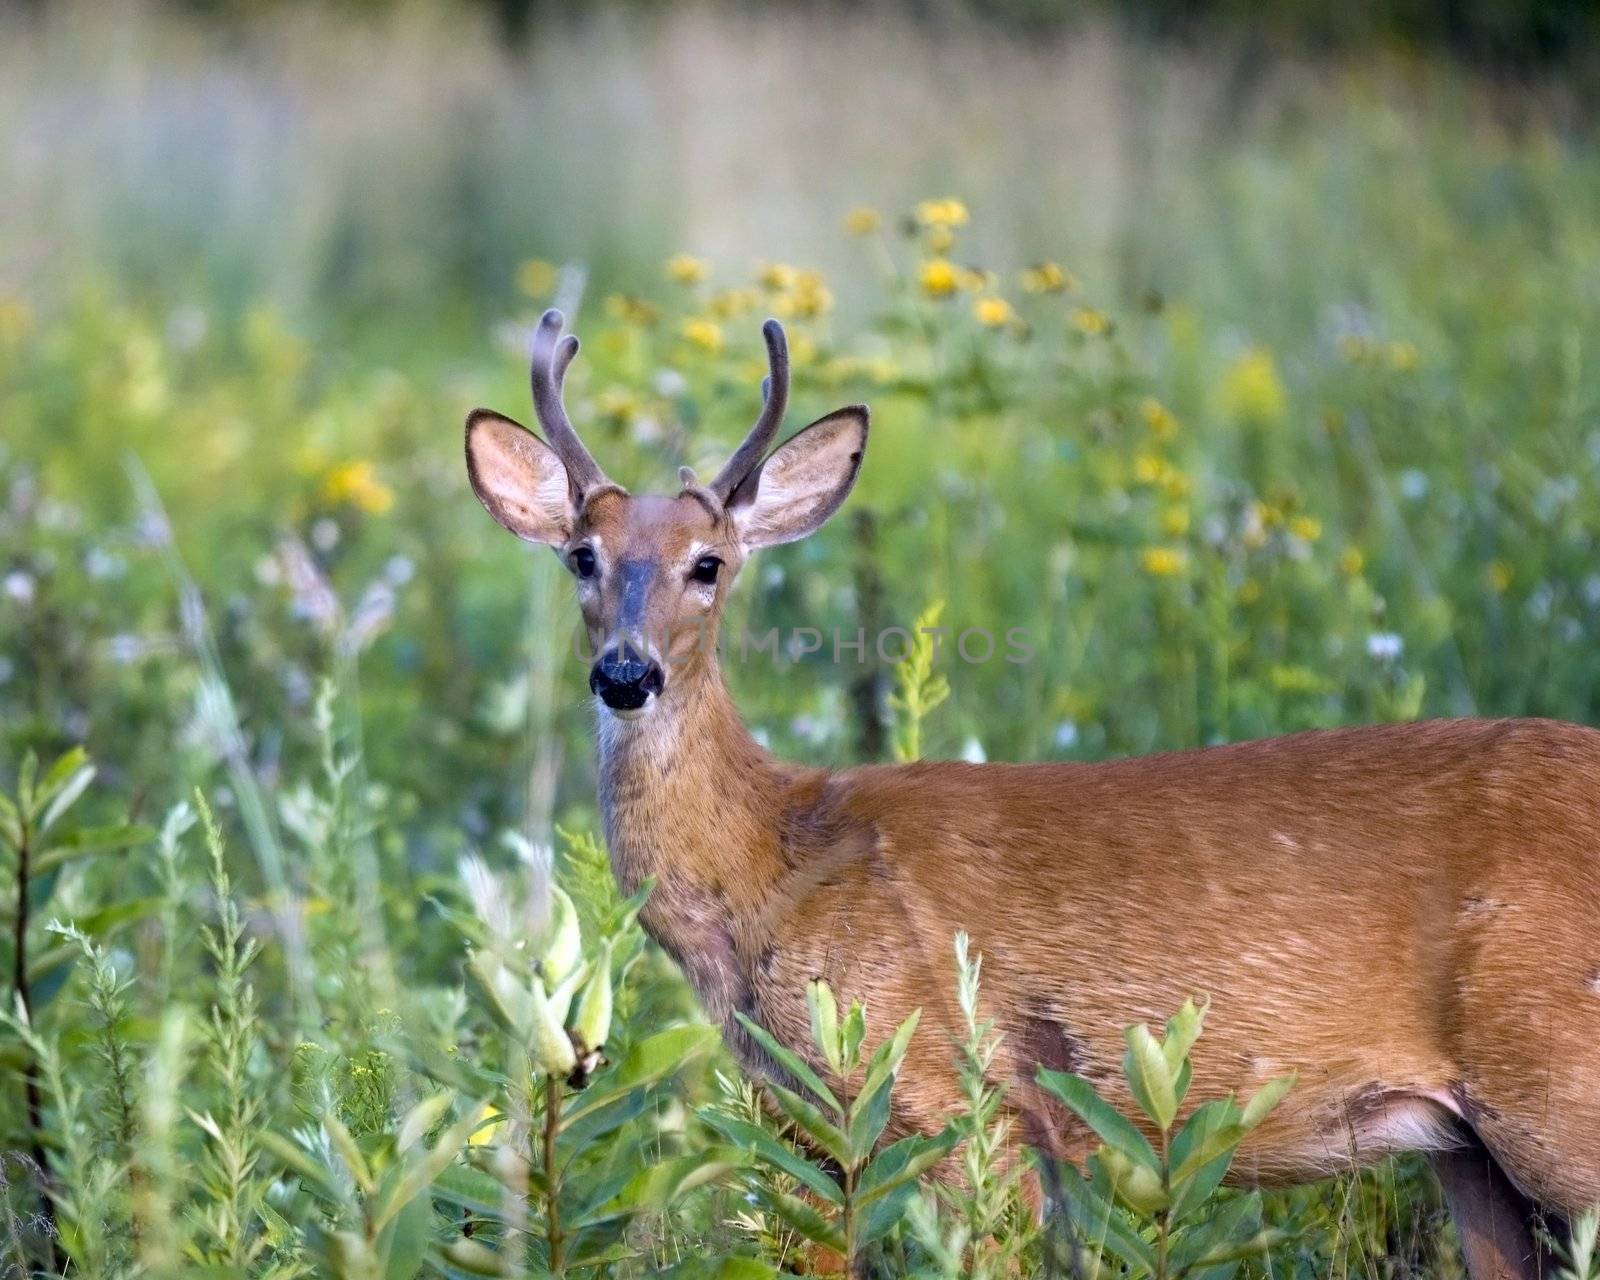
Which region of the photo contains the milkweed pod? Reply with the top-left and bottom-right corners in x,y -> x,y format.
529,974 -> 578,1077
571,939 -> 613,1053
540,885 -> 582,986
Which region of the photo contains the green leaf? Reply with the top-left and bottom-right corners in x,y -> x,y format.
0,793 -> 20,849
577,1148 -> 746,1228
764,1081 -> 850,1167
1123,1023 -> 1178,1131
854,1128 -> 959,1207
258,1131 -> 344,1202
396,1092 -> 454,1153
1160,997 -> 1206,1080
17,750 -> 38,816
858,1008 -> 920,1110
839,1001 -> 867,1073
325,1113 -> 375,1196
373,1103 -> 485,1231
1099,1145 -> 1168,1215
34,823 -> 156,875
562,1024 -> 716,1127
698,1110 -> 843,1204
733,1012 -> 840,1112
378,1191 -> 433,1280
1166,1191 -> 1268,1272
846,1063 -> 895,1163
430,1163 -> 506,1217
35,753 -> 94,836
1051,1160 -> 1157,1276
1036,1069 -> 1160,1172
757,1188 -> 845,1252
1239,1074 -> 1294,1130
808,979 -> 841,1073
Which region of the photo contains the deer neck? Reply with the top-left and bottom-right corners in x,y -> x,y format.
596,661 -> 786,963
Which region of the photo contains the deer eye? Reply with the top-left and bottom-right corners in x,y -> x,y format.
689,555 -> 721,585
570,546 -> 597,579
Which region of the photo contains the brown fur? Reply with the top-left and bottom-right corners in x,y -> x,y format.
466,320 -> 1589,1279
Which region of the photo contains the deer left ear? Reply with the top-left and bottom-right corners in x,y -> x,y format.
728,406 -> 868,550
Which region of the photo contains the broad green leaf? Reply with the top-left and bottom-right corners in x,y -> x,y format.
373,1103 -> 485,1231
1036,1069 -> 1160,1172
1099,1145 -> 1168,1215
839,1001 -> 867,1072
0,794 -> 20,848
562,1024 -> 716,1127
808,979 -> 841,1073
324,1113 -> 375,1196
258,1131 -> 344,1201
34,823 -> 157,875
1161,997 -> 1207,1079
757,1188 -> 845,1252
858,1008 -> 920,1108
1167,1192 -> 1270,1272
733,1012 -> 840,1111
1051,1160 -> 1157,1276
1239,1074 -> 1295,1130
396,1091 -> 454,1153
378,1191 -> 433,1280
854,1128 -> 959,1207
430,1163 -> 506,1217
698,1110 -> 843,1204
846,1062 -> 895,1162
17,751 -> 38,815
1123,1023 -> 1178,1131
578,1148 -> 745,1228
764,1081 -> 850,1167
37,758 -> 95,836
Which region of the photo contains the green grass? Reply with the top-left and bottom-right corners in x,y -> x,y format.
2,7 -> 1600,1275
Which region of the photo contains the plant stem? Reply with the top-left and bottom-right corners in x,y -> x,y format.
11,819 -> 61,1268
842,1163 -> 857,1279
544,1076 -> 564,1276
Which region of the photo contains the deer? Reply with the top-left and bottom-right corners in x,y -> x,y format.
465,308 -> 1600,1280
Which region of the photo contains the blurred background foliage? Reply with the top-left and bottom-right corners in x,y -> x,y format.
2,0 -> 1599,1272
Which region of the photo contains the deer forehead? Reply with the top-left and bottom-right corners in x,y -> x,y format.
579,492 -> 726,562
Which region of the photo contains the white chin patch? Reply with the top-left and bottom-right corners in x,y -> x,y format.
603,698 -> 654,721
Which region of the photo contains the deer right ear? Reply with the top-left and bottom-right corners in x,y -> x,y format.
465,408 -> 574,546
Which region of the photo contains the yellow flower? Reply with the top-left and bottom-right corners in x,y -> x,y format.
1237,578 -> 1263,604
0,297 -> 34,346
1140,397 -> 1180,440
1071,307 -> 1112,336
1161,469 -> 1192,500
1220,348 -> 1287,425
680,318 -> 724,353
1140,547 -> 1187,578
516,259 -> 556,299
1021,261 -> 1075,294
1160,507 -> 1190,538
1339,546 -> 1366,576
1133,452 -> 1166,486
665,253 -> 710,285
708,287 -> 759,320
973,296 -> 1016,328
604,294 -> 659,327
1388,341 -> 1420,373
1290,515 -> 1323,542
919,258 -> 959,299
1487,559 -> 1512,593
595,387 -> 642,423
787,270 -> 834,319
915,198 -> 970,228
925,224 -> 957,254
321,460 -> 394,516
758,262 -> 797,292
1254,502 -> 1283,529
843,206 -> 882,236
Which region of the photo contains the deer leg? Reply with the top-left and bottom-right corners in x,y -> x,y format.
1433,1142 -> 1551,1280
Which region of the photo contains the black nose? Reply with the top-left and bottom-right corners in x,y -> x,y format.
589,647 -> 665,711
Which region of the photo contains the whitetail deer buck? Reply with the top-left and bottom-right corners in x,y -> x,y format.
466,309 -> 1598,1280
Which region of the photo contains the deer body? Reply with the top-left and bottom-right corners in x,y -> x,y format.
467,310 -> 1594,1279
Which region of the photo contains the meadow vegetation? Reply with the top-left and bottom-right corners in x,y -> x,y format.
3,5 -> 1600,1275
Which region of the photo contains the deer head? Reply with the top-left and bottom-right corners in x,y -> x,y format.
466,309 -> 868,718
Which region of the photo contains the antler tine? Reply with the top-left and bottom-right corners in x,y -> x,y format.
529,309 -> 606,500
709,318 -> 790,503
